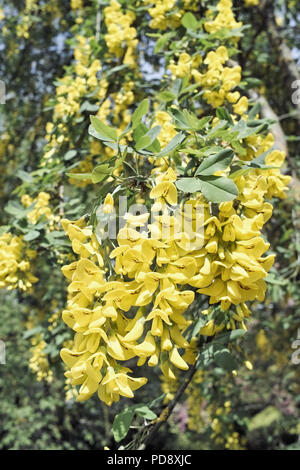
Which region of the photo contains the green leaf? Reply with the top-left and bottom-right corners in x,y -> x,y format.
169,108 -> 212,131
195,148 -> 234,176
119,122 -> 132,138
197,176 -> 238,203
248,148 -> 273,168
181,145 -> 224,157
23,326 -> 43,340
181,110 -> 211,131
247,119 -> 270,128
158,91 -> 176,102
176,177 -> 202,193
214,348 -> 237,371
146,393 -> 166,410
16,170 -> 34,183
169,108 -> 191,130
90,116 -> 118,142
181,12 -> 198,30
135,125 -> 161,150
231,139 -> 247,156
80,101 -> 99,113
132,99 -> 149,130
178,82 -> 200,98
206,120 -> 230,139
105,64 -> 129,77
194,116 -> 213,130
191,316 -> 207,337
216,107 -> 234,124
91,164 -> 110,183
4,202 -> 29,219
244,77 -> 262,89
231,120 -> 268,139
103,141 -> 129,153
133,122 -> 148,143
249,102 -> 261,120
170,78 -> 183,98
66,172 -> 93,181
133,122 -> 161,154
229,148 -> 275,178
64,150 -> 77,161
156,132 -> 185,157
112,408 -> 135,443
45,230 -> 65,238
0,225 -> 10,235
134,405 -> 157,420
265,273 -> 288,285
23,230 -> 40,241
214,329 -> 247,344
154,32 -> 176,53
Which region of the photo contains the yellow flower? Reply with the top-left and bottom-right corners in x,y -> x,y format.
233,96 -> 249,115
150,168 -> 178,206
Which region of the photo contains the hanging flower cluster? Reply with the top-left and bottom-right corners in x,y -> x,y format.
29,333 -> 54,383
146,0 -> 182,31
56,0 -> 291,407
60,139 -> 290,403
204,0 -> 242,34
0,233 -> 38,291
104,0 -> 138,66
21,191 -> 60,227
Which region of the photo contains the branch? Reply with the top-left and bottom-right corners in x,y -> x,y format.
248,90 -> 288,155
135,357 -> 199,450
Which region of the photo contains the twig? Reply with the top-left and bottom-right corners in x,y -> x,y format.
133,357 -> 200,450
248,90 -> 288,155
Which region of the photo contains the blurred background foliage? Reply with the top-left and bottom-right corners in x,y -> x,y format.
0,0 -> 299,450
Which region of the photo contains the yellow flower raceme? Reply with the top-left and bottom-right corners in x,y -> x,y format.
169,53 -> 202,79
0,233 -> 38,291
145,0 -> 181,31
71,0 -> 83,10
60,129 -> 290,403
57,0 -> 291,407
192,46 -> 243,108
60,217 -> 149,404
21,192 -> 59,227
61,174 -> 205,401
29,334 -> 53,383
204,0 -> 242,35
154,110 -> 177,149
104,0 -> 138,62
